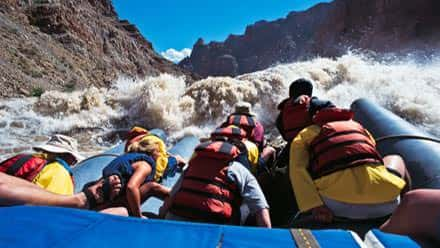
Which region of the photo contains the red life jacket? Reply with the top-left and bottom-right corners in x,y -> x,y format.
308,108 -> 383,179
279,95 -> 313,141
170,141 -> 242,224
225,114 -> 257,141
210,126 -> 247,141
0,154 -> 48,181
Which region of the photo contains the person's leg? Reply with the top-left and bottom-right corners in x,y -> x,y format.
99,207 -> 129,216
140,182 -> 170,202
383,154 -> 412,192
380,189 -> 440,243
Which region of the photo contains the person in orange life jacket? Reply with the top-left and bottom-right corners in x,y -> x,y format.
160,140 -> 272,228
125,126 -> 186,183
221,101 -> 276,164
0,134 -> 85,195
210,126 -> 267,177
289,106 -> 411,223
275,78 -> 334,167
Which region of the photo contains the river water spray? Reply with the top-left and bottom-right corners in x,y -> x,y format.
1,54 -> 439,160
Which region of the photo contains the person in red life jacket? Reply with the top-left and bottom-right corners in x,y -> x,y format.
221,101 -> 276,165
275,79 -> 334,167
380,189 -> 440,245
289,107 -> 411,223
0,169 -> 123,214
210,126 -> 267,176
159,140 -> 272,228
0,134 -> 85,195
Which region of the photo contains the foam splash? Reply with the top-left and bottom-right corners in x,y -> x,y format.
1,53 -> 440,160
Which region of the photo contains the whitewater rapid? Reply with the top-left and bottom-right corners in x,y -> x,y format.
1,53 -> 439,160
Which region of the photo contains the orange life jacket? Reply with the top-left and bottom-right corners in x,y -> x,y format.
0,154 -> 48,181
308,108 -> 383,179
210,126 -> 247,141
170,141 -> 242,224
225,114 -> 257,141
279,95 -> 313,141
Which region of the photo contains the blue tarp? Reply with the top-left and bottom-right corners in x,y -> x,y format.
0,206 -> 365,248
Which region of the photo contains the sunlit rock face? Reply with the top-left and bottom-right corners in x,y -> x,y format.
181,0 -> 440,77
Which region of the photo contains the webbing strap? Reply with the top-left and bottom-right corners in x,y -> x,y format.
6,155 -> 33,176
290,229 -> 320,248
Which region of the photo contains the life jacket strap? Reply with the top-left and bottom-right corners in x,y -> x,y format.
184,176 -> 235,192
179,187 -> 234,204
6,154 -> 33,176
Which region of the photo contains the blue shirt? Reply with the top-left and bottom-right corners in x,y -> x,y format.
103,153 -> 156,185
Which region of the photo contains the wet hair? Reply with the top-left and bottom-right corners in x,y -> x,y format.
127,138 -> 158,155
289,78 -> 313,99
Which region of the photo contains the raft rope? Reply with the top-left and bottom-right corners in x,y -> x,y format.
375,134 -> 440,144
76,153 -> 120,165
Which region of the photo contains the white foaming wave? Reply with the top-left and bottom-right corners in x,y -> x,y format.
1,53 -> 440,160
248,54 -> 440,136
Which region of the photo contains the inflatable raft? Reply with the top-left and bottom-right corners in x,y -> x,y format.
0,100 -> 433,247
72,129 -> 199,213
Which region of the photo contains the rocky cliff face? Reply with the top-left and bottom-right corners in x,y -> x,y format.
180,0 -> 440,77
0,0 -> 196,97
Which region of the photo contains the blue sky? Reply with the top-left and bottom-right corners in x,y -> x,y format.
112,0 -> 332,62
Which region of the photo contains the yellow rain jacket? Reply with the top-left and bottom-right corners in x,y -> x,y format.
243,140 -> 260,175
289,125 -> 406,212
32,154 -> 74,195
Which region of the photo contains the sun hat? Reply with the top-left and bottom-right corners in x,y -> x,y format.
233,101 -> 256,116
33,134 -> 84,162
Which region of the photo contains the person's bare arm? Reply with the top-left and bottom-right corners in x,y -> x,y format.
126,161 -> 150,217
255,208 -> 272,228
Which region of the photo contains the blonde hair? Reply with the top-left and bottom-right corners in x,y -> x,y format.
127,137 -> 158,155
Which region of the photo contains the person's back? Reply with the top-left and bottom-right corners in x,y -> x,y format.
164,140 -> 271,227
222,102 -> 265,150
290,107 -> 407,222
211,126 -> 263,176
276,79 -> 334,143
124,126 -> 183,182
103,152 -> 156,185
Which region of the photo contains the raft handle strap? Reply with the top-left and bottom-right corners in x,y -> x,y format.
290,228 -> 320,248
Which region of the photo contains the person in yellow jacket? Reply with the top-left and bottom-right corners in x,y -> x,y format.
0,134 -> 83,196
289,107 -> 410,223
32,134 -> 84,195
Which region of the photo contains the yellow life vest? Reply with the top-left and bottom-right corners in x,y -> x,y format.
32,158 -> 74,195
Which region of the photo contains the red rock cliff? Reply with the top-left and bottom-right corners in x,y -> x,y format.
0,0 -> 197,97
180,0 -> 440,77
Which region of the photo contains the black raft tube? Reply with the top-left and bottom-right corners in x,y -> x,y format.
351,98 -> 440,189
